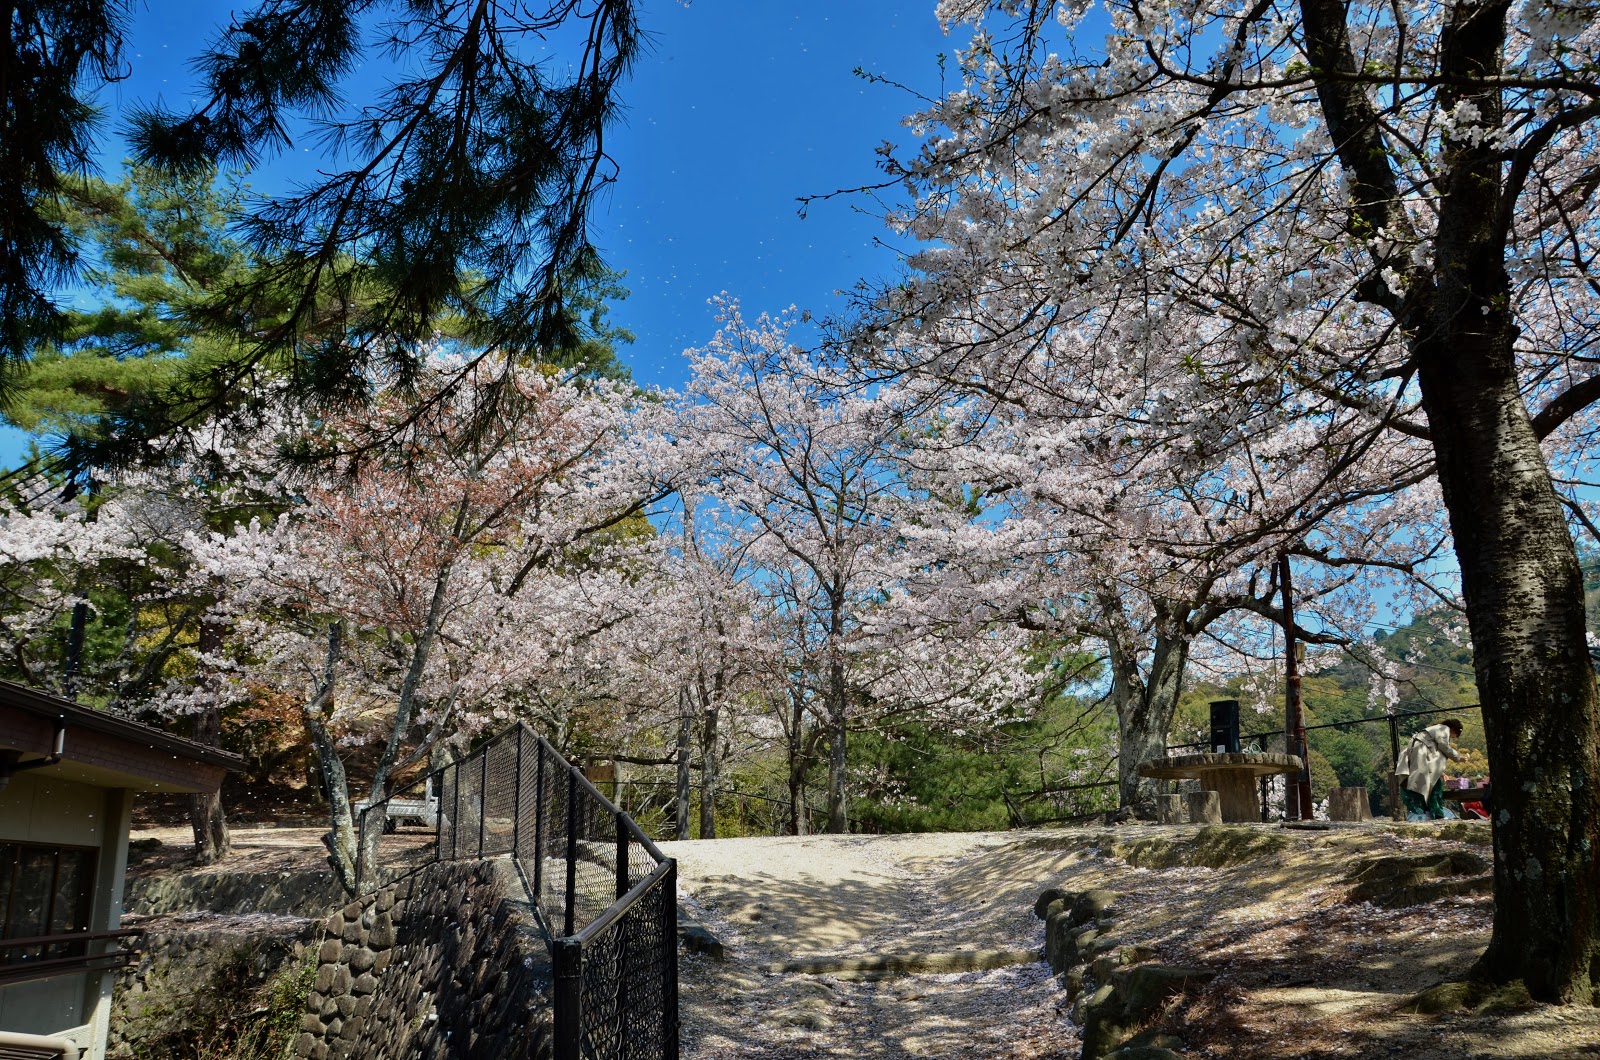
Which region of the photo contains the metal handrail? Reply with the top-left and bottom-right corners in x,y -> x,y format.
0,928 -> 143,986
572,857 -> 675,946
0,928 -> 142,951
353,722 -> 679,1060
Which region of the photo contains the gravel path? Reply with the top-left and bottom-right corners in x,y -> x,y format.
661,831 -> 1094,1060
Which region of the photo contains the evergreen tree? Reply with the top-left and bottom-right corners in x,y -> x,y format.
3,0 -> 641,462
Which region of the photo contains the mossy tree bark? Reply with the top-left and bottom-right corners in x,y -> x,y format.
1303,0 -> 1600,1001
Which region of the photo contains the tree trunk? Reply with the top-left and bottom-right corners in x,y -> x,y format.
1405,0 -> 1596,1002
676,691 -> 692,841
697,671 -> 720,840
189,708 -> 231,864
1107,602 -> 1190,808
188,620 -> 231,865
1300,0 -> 1600,1002
367,567 -> 452,808
786,682 -> 810,836
303,625 -> 358,893
1416,307 -> 1600,1002
825,600 -> 849,832
308,709 -> 359,893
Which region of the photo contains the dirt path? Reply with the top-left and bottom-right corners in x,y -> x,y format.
130,822 -> 1600,1058
663,832 -> 1086,1059
663,825 -> 1600,1060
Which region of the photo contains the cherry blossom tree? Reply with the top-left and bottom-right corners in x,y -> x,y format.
0,493 -> 144,694
869,0 -> 1600,1000
651,498 -> 770,838
860,285 -> 1448,807
176,357 -> 664,889
678,305 -> 913,832
679,302 -> 1055,832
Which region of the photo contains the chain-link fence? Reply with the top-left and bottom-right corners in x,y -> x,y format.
356,724 -> 678,1060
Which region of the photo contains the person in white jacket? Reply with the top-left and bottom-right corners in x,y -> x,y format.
1394,718 -> 1464,820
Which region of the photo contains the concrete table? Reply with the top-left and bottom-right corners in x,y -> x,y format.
1137,752 -> 1305,823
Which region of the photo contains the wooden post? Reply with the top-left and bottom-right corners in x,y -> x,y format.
1280,555 -> 1314,820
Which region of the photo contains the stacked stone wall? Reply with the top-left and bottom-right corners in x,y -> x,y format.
127,869 -> 345,918
296,859 -> 553,1060
109,915 -> 320,1058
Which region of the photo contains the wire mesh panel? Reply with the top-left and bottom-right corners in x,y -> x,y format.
565,864 -> 678,1060
454,754 -> 485,859
438,760 -> 462,864
355,769 -> 441,887
350,723 -> 679,1060
574,779 -> 626,933
481,733 -> 521,858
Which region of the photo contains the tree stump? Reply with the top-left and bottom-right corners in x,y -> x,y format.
1184,790 -> 1221,825
1328,786 -> 1371,822
1156,794 -> 1188,825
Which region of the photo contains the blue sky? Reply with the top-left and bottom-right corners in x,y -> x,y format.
87,1 -> 958,392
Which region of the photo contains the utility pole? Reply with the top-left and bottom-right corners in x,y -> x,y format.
1279,554 -> 1314,820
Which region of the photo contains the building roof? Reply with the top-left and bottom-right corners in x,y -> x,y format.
0,680 -> 243,794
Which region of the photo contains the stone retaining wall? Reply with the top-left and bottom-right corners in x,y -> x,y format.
110,914 -> 320,1058
127,869 -> 345,918
296,859 -> 553,1060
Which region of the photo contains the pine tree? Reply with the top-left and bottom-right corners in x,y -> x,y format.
3,0 -> 641,461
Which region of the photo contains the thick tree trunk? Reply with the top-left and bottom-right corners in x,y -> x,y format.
188,708 -> 231,864
1417,318 -> 1600,1003
188,619 -> 231,864
304,624 -> 358,893
1301,0 -> 1600,1001
1107,603 -> 1190,808
309,710 -> 359,893
1420,3 -> 1598,1004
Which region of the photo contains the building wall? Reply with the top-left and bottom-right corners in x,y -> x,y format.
0,773 -> 133,1060
1,704 -> 230,794
0,771 -> 108,846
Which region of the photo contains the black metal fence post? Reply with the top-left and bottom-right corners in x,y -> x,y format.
552,937 -> 583,1060
355,806 -> 366,889
664,858 -> 680,1060
534,744 -> 547,903
512,727 -> 524,861
615,810 -> 629,900
565,768 -> 578,938
479,749 -> 489,858
452,760 -> 462,861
